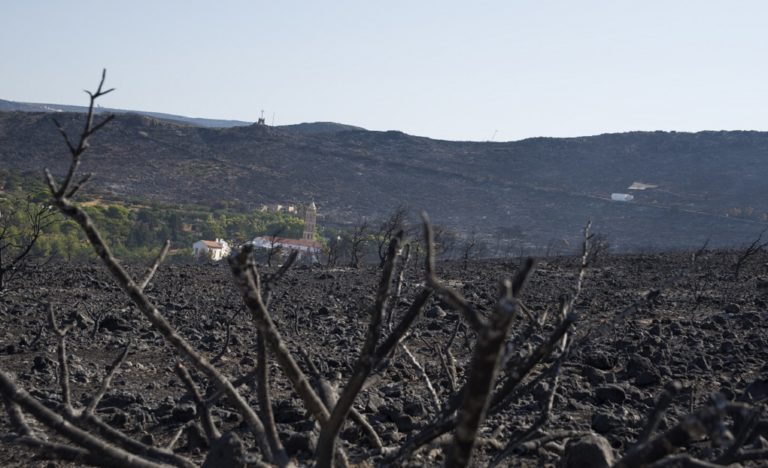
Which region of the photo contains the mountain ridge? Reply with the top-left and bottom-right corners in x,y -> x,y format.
1,109 -> 766,252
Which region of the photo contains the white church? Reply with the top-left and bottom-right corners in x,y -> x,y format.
250,201 -> 322,259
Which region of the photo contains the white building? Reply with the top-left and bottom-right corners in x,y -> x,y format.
611,193 -> 635,202
250,236 -> 321,259
192,238 -> 231,261
249,200 -> 321,260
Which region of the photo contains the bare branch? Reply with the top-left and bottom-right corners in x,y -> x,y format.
139,240 -> 170,291
635,381 -> 683,447
228,245 -> 330,427
400,343 -> 440,411
615,399 -> 734,468
66,172 -> 94,199
446,297 -> 517,468
86,343 -> 131,415
422,212 -> 484,332
48,304 -> 73,411
0,371 -> 166,468
255,332 -> 289,466
315,231 -> 403,467
174,363 -> 222,444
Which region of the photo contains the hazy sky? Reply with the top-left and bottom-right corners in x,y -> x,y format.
2,1 -> 767,141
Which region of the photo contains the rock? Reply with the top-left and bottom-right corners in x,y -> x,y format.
561,434 -> 614,468
365,392 -> 385,413
153,397 -> 175,418
626,354 -> 660,387
584,352 -> 615,370
171,402 -> 197,423
140,433 -> 155,446
591,411 -> 622,434
403,401 -> 425,417
31,355 -> 55,373
381,384 -> 402,398
283,430 -> 315,455
425,306 -> 447,319
99,315 -> 132,332
581,366 -> 611,385
100,391 -> 145,409
739,377 -> 768,403
106,409 -> 129,428
595,385 -> 626,405
184,423 -> 209,450
381,401 -> 404,421
73,311 -> 95,329
690,355 -> 710,372
202,432 -> 246,468
635,370 -> 661,387
274,400 -> 306,424
395,414 -> 416,432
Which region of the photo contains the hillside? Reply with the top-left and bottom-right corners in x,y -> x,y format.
1,110 -> 767,251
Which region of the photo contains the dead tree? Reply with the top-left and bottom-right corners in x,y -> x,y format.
733,227 -> 768,279
460,229 -> 486,271
0,195 -> 56,291
348,219 -> 369,268
374,204 -> 408,267
265,225 -> 286,267
323,234 -> 342,267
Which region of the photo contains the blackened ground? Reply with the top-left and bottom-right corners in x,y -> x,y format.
0,250 -> 767,466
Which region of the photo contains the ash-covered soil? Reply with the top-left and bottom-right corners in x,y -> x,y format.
0,251 -> 767,466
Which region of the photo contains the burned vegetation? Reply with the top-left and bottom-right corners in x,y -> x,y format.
0,73 -> 767,467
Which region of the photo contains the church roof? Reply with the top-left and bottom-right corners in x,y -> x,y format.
255,236 -> 321,250
198,240 -> 224,249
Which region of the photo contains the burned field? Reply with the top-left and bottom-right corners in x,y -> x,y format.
0,249 -> 766,467
0,74 -> 766,468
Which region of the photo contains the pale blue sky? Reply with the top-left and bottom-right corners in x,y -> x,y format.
2,1 -> 767,141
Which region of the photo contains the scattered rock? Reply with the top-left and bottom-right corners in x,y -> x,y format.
202,432 -> 246,468
31,355 -> 55,373
591,411 -> 622,434
425,306 -> 447,319
99,315 -> 132,332
595,385 -> 626,405
184,423 -> 209,450
171,402 -> 197,423
283,430 -> 315,455
561,434 -> 614,468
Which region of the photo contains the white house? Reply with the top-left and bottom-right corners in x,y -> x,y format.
250,236 -> 321,260
611,193 -> 635,202
192,238 -> 231,261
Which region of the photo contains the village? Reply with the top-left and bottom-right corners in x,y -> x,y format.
191,200 -> 322,262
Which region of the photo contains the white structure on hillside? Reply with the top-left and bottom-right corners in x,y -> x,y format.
192,239 -> 231,261
250,236 -> 321,259
611,193 -> 635,202
628,182 -> 658,191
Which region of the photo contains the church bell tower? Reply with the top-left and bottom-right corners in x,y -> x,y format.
303,201 -> 317,240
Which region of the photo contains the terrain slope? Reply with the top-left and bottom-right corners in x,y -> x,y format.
1,110 -> 767,250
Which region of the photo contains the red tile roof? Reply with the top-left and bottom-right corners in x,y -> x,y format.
200,240 -> 224,249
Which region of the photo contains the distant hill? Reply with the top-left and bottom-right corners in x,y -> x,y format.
277,122 -> 366,134
0,98 -> 253,128
0,99 -> 368,135
1,109 -> 766,252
